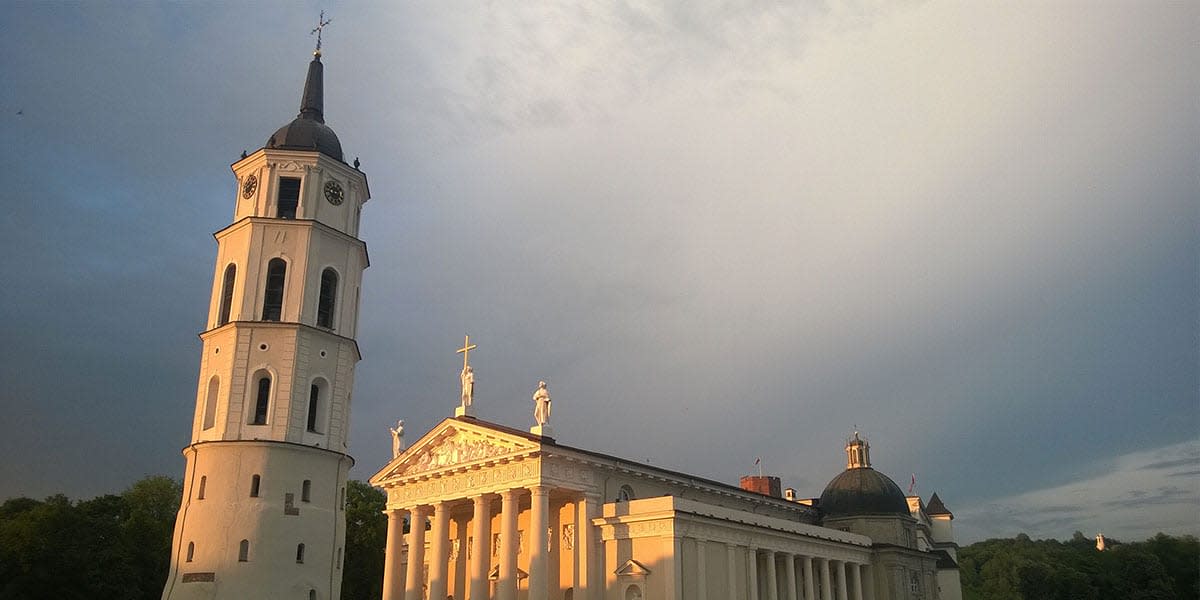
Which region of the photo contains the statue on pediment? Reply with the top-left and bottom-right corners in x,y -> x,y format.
389,420 -> 405,457
461,366 -> 475,408
533,381 -> 551,426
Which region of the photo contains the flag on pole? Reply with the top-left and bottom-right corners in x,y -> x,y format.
908,473 -> 916,495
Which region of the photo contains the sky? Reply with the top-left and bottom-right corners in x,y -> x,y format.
0,1 -> 1196,544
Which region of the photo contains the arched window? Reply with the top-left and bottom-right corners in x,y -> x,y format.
262,258 -> 287,321
202,375 -> 219,430
238,539 -> 249,562
217,264 -> 236,326
617,485 -> 635,502
186,542 -> 195,562
296,543 -> 305,564
197,476 -> 207,500
302,480 -> 312,503
624,584 -> 642,600
337,547 -> 343,569
309,590 -> 317,600
252,375 -> 270,425
250,474 -> 261,498
306,381 -> 322,433
277,177 -> 300,219
316,268 -> 338,329
340,486 -> 346,510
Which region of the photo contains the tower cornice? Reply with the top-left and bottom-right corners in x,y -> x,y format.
212,216 -> 370,268
198,320 -> 363,362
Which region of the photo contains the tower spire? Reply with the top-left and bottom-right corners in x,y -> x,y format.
298,52 -> 325,123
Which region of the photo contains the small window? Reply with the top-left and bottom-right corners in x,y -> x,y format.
302,480 -> 312,502
202,375 -> 219,430
186,542 -> 195,562
309,591 -> 317,600
250,474 -> 261,498
218,264 -> 236,326
277,177 -> 300,219
316,268 -> 338,328
197,476 -> 207,500
238,539 -> 249,562
252,376 -> 270,425
296,543 -> 306,564
340,486 -> 345,510
307,383 -> 321,432
262,258 -> 287,321
337,547 -> 342,569
617,485 -> 635,502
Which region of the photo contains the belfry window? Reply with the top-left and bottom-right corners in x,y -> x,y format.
262,258 -> 286,321
316,268 -> 338,329
217,264 -> 236,326
252,376 -> 271,425
277,177 -> 300,219
238,539 -> 250,562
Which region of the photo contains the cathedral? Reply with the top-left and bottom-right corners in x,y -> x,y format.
160,33 -> 961,600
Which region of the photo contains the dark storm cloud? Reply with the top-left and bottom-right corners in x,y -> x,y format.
1,2 -> 1196,545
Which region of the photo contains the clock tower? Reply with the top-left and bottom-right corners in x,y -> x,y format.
161,44 -> 369,600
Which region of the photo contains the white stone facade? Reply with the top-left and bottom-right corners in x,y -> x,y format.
371,418 -> 957,600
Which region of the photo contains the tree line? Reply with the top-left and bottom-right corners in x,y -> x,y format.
2,477 -> 1196,599
960,531 -> 1199,600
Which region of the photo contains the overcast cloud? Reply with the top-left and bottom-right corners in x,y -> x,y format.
0,1 -> 1195,543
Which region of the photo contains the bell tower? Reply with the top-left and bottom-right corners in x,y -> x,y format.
162,39 -> 369,600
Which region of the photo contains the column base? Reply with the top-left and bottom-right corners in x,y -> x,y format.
455,405 -> 476,418
530,425 -> 554,438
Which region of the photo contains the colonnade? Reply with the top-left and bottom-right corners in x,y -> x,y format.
720,543 -> 874,600
381,486 -> 601,600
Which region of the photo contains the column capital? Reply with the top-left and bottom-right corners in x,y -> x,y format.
502,487 -> 524,500
530,484 -> 552,496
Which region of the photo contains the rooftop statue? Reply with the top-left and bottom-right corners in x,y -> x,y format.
533,381 -> 551,426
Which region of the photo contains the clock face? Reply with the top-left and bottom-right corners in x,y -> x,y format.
324,180 -> 345,206
242,174 -> 258,199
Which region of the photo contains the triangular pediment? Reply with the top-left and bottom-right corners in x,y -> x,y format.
370,418 -> 540,484
615,559 -> 651,577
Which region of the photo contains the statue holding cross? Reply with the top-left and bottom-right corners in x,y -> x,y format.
456,335 -> 477,416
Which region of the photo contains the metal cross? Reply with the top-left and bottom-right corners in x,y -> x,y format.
311,11 -> 332,55
456,335 -> 477,371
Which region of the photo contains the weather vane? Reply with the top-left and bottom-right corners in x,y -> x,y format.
311,11 -> 332,56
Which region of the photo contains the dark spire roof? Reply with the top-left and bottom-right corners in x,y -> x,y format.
267,54 -> 344,161
926,492 -> 953,517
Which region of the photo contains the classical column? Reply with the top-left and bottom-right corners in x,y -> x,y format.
861,564 -> 875,600
802,556 -> 815,600
469,495 -> 492,600
747,548 -> 759,600
695,540 -> 708,600
783,553 -> 797,600
849,563 -> 862,600
429,502 -> 451,600
498,489 -> 521,600
819,558 -> 832,600
528,486 -> 551,600
764,550 -> 778,600
383,509 -> 406,600
404,505 -> 429,600
727,544 -> 740,600
835,560 -> 848,600
577,494 -> 600,600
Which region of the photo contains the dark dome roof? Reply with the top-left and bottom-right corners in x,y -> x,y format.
818,467 -> 910,518
265,54 -> 344,162
268,117 -> 343,161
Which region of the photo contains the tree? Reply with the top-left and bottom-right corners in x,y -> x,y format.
341,480 -> 387,600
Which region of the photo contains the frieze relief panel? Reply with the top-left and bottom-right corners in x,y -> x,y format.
387,460 -> 542,506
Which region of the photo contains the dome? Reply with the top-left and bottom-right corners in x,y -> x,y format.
268,117 -> 343,161
818,467 -> 911,518
265,54 -> 344,162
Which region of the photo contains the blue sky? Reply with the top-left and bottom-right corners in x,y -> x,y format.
1,2 -> 1196,543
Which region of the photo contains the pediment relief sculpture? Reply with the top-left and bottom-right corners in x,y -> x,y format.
395,427 -> 533,477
